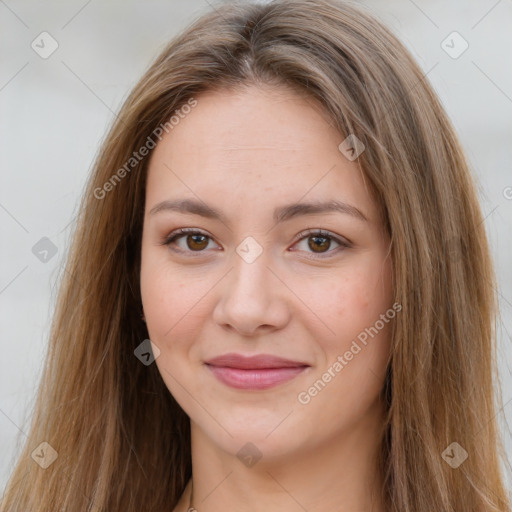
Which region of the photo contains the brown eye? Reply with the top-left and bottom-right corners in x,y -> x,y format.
162,228 -> 349,259
308,234 -> 332,253
185,233 -> 209,251
163,229 -> 216,253
292,229 -> 350,259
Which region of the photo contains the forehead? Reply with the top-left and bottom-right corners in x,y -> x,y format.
145,85 -> 377,222
159,84 -> 335,154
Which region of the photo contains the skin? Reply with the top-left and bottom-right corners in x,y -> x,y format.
140,84 -> 393,512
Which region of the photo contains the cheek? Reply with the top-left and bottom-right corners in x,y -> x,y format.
326,264 -> 393,369
141,240 -> 183,315
140,257 -> 187,342
140,264 -> 198,395
140,255 -> 213,361
312,273 -> 392,413
330,274 -> 382,338
335,256 -> 392,318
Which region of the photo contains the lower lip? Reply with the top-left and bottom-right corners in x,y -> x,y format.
206,364 -> 308,390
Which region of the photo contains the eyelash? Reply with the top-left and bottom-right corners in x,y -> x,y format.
161,228 -> 351,259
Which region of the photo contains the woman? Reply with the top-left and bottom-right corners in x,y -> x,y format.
1,0 -> 510,510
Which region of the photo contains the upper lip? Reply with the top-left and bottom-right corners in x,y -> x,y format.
205,353 -> 310,369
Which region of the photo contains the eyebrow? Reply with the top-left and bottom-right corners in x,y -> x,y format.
149,198 -> 369,224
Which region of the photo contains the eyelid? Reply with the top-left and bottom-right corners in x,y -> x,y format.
289,228 -> 351,259
293,228 -> 351,247
161,227 -> 351,258
161,228 -> 219,255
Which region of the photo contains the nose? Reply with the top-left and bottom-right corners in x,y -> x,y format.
212,245 -> 291,337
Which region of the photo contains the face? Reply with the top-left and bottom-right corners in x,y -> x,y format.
140,84 -> 394,462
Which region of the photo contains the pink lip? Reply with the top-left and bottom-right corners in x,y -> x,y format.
204,353 -> 310,390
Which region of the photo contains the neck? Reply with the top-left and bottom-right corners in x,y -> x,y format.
186,400 -> 388,512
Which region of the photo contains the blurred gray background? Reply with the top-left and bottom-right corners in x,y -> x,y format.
1,0 -> 511,495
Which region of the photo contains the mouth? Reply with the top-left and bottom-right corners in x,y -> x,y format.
204,353 -> 310,390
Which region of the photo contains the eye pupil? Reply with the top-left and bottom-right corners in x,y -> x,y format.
308,236 -> 330,253
187,234 -> 208,251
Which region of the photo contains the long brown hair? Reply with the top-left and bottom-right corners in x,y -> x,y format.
2,1 -> 510,510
